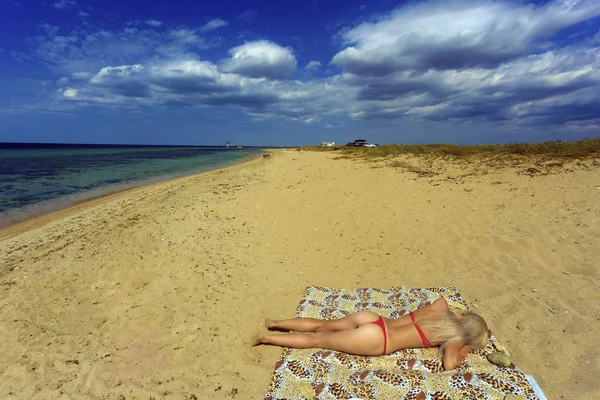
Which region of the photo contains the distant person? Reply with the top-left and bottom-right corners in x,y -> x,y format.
254,298 -> 488,371
244,151 -> 248,156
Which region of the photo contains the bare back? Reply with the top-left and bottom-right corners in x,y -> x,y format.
384,298 -> 451,351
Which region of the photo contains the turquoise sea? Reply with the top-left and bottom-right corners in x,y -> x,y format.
0,144 -> 266,227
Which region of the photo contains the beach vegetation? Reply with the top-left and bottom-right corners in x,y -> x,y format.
302,138 -> 600,159
302,138 -> 600,178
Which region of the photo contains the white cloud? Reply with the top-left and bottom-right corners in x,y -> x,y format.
220,40 -> 297,79
339,45 -> 600,123
86,65 -> 153,98
52,0 -> 76,10
89,64 -> 146,96
305,60 -> 322,70
48,43 -> 600,128
332,0 -> 600,74
79,11 -> 88,17
51,41 -> 600,128
54,55 -> 355,124
62,88 -> 78,98
145,20 -> 163,27
27,1 -> 600,131
91,65 -> 144,82
320,0 -> 600,127
201,18 -> 228,32
57,76 -> 69,85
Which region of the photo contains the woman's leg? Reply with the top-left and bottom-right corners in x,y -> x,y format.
267,311 -> 379,332
259,323 -> 384,356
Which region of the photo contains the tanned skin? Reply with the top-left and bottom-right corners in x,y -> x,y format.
258,298 -> 471,370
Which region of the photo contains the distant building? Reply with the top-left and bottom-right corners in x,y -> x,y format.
321,141 -> 335,147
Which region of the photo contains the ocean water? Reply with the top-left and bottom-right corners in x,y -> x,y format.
0,144 -> 265,227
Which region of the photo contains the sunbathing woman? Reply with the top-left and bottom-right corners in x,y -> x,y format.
255,298 -> 488,371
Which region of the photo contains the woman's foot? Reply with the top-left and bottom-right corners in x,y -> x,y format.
251,332 -> 265,346
264,318 -> 291,332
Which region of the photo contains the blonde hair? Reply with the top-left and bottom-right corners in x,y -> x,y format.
417,310 -> 488,356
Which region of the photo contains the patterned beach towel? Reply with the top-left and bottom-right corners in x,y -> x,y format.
264,286 -> 540,400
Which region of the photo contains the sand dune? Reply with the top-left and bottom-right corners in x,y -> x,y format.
1,149 -> 599,399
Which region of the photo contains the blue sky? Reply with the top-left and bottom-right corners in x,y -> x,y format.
1,0 -> 599,146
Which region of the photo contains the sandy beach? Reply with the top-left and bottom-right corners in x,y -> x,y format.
1,149 -> 599,399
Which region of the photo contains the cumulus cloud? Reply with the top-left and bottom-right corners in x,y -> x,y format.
89,64 -> 150,98
304,60 -> 322,70
49,46 -> 600,128
339,46 -> 600,124
200,18 -> 228,32
332,0 -> 600,75
220,41 -> 297,79
57,55 -> 354,123
29,0 -> 600,131
148,59 -> 230,97
145,20 -> 163,27
322,0 -> 600,127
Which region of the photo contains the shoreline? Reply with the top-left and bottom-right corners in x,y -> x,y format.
0,153 -> 264,240
0,149 -> 598,398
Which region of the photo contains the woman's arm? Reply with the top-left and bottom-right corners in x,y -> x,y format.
442,342 -> 469,371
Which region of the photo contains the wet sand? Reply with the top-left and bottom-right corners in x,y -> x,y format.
1,149 -> 599,399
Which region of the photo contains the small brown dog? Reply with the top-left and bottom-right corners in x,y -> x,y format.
263,153 -> 271,159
